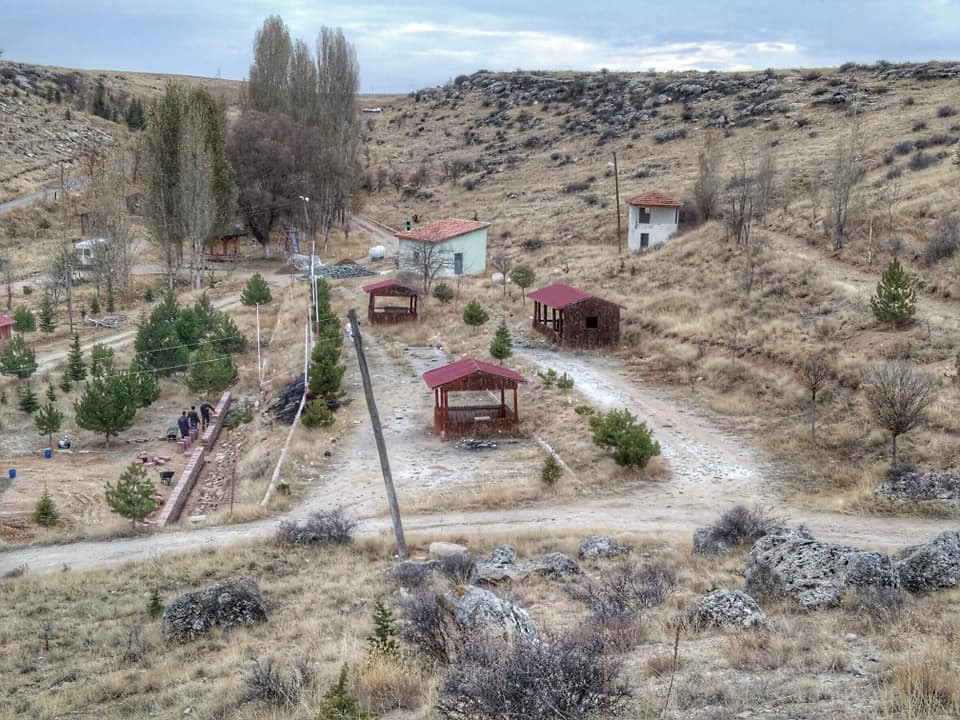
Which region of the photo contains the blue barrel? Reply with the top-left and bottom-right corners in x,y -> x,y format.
8,469 -> 15,479
43,449 -> 52,459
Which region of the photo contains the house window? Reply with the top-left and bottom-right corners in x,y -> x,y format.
585,316 -> 599,329
454,252 -> 463,275
636,207 -> 651,224
640,233 -> 650,249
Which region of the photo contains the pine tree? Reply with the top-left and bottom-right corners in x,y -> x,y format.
134,291 -> 188,375
541,454 -> 563,486
489,319 -> 513,364
46,382 -> 56,402
193,292 -> 219,337
126,360 -> 160,407
0,334 -> 37,378
90,294 -> 101,315
59,374 -> 73,394
367,600 -> 399,656
13,305 -> 37,332
105,462 -> 158,526
90,343 -> 115,377
308,323 -> 345,403
35,402 -> 63,447
185,344 -> 238,393
317,666 -> 367,720
33,486 -> 59,528
66,334 -> 86,382
871,258 -> 917,326
38,289 -> 57,332
301,399 -> 335,427
74,373 -> 136,444
462,300 -> 489,330
240,272 -> 272,306
210,312 -> 247,354
18,381 -> 39,414
147,588 -> 164,619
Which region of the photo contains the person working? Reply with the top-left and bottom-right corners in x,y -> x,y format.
177,411 -> 190,439
188,406 -> 200,431
200,401 -> 216,429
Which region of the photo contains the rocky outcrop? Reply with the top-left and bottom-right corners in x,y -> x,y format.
692,527 -> 730,555
474,549 -> 580,583
745,529 -> 900,608
896,530 -> 960,592
162,577 -> 267,642
688,589 -> 768,630
578,536 -> 630,559
442,585 -> 538,640
525,552 -> 580,578
486,545 -> 517,566
876,471 -> 960,505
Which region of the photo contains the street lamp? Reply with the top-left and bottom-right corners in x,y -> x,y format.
299,195 -> 319,335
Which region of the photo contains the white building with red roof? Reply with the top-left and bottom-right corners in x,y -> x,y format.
396,218 -> 490,278
626,191 -> 682,251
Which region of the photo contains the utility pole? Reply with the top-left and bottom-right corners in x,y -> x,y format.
613,151 -> 622,254
60,160 -> 75,333
256,303 -> 262,388
347,309 -> 407,558
300,194 -> 319,333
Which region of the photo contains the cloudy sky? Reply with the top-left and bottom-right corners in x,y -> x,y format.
3,1 -> 959,92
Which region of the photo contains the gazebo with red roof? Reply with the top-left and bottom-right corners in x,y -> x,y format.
528,283 -> 621,349
362,278 -> 420,324
422,357 -> 527,439
0,313 -> 14,344
626,190 -> 682,251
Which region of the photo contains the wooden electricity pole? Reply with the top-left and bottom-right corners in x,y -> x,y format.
613,151 -> 622,254
347,309 -> 407,558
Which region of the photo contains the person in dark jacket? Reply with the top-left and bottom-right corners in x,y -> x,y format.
177,412 -> 190,439
188,406 -> 200,430
200,401 -> 216,429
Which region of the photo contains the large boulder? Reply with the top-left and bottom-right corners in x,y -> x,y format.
688,589 -> 768,630
486,545 -> 518,566
896,530 -> 960,592
692,527 -> 729,555
524,552 -> 580,578
430,541 -> 470,560
578,536 -> 630,559
162,577 -> 267,642
442,585 -> 538,640
876,471 -> 960,505
745,529 -> 900,608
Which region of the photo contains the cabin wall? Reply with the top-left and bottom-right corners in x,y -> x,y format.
562,298 -> 620,348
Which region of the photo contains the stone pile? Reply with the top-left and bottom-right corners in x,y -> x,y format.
269,374 -> 305,424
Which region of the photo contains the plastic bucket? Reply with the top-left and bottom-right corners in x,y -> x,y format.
8,469 -> 15,479
43,449 -> 52,459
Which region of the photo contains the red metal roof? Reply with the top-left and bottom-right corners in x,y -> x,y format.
626,191 -> 682,208
423,357 -> 527,390
362,278 -> 420,295
396,219 -> 490,243
527,283 -> 600,309
0,315 -> 14,328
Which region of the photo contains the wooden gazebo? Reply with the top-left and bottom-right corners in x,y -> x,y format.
206,227 -> 246,260
362,278 -> 420,324
529,283 -> 621,349
422,358 -> 527,439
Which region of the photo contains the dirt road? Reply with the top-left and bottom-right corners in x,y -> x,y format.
3,325 -> 957,577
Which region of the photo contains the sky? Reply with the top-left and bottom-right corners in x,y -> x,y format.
2,1 -> 960,93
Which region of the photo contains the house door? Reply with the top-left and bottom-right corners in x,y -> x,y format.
640,233 -> 650,249
454,252 -> 463,275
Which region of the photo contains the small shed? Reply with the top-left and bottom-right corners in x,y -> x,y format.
396,219 -> 490,277
528,283 -> 621,349
207,227 -> 246,260
626,191 -> 681,251
362,278 -> 420,324
0,314 -> 14,344
422,358 -> 527,439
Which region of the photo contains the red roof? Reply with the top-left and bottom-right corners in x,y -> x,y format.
396,219 -> 490,244
626,191 -> 682,208
0,315 -> 14,328
362,278 -> 420,295
423,357 -> 527,390
527,283 -> 601,309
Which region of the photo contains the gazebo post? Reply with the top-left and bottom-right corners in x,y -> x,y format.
500,387 -> 505,416
513,386 -> 518,422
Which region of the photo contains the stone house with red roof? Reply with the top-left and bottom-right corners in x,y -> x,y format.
626,191 -> 682,251
396,218 -> 489,278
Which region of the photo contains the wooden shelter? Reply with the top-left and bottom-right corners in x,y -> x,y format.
0,314 -> 13,344
422,358 -> 527,439
206,227 -> 246,260
362,278 -> 420,324
528,283 -> 621,349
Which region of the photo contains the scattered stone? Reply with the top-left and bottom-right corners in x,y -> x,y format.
429,541 -> 470,560
441,585 -> 539,640
876,471 -> 960,505
896,530 -> 960,592
579,536 -> 630,559
688,589 -> 768,630
745,529 -> 900,608
487,545 -> 518,566
693,527 -> 729,555
384,560 -> 437,587
161,577 -> 267,643
474,563 -> 531,584
525,552 -> 581,577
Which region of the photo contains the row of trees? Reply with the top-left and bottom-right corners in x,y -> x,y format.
303,279 -> 344,428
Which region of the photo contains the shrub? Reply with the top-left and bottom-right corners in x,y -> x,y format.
385,561 -> 434,588
147,588 -> 164,620
437,632 -> 626,720
432,282 -> 454,303
240,272 -> 272,305
567,562 -> 676,622
462,300 -> 489,329
223,405 -> 254,429
654,128 -> 687,143
555,372 -> 574,390
21,285 -> 32,296
589,409 -> 661,468
302,400 -> 335,428
143,286 -> 155,302
242,655 -> 312,708
912,120 -> 927,132
13,306 -> 36,332
925,216 -> 960,264
318,666 -> 367,720
563,180 -> 591,193
537,368 -> 558,386
368,600 -> 400,657
277,509 -> 356,545
937,105 -> 957,118
574,404 -> 594,415
541,454 -> 563,486
908,151 -> 937,171
893,140 -> 914,155
705,504 -> 785,547
400,590 -> 461,665
437,552 -> 476,585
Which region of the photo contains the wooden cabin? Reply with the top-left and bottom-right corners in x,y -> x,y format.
422,358 -> 527,439
362,278 -> 420,324
528,283 -> 621,349
206,227 -> 246,260
0,314 -> 13,344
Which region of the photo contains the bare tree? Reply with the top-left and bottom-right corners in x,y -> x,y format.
803,172 -> 822,230
864,361 -> 935,466
86,145 -> 135,303
400,241 -> 452,295
389,167 -> 404,196
490,254 -> 512,297
178,104 -> 216,289
248,16 -> 292,114
724,156 -> 755,248
722,318 -> 747,364
286,38 -> 318,124
828,121 -> 865,250
692,129 -> 724,221
798,353 -> 832,445
754,145 -> 777,226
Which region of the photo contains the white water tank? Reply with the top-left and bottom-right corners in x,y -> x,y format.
369,244 -> 386,261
